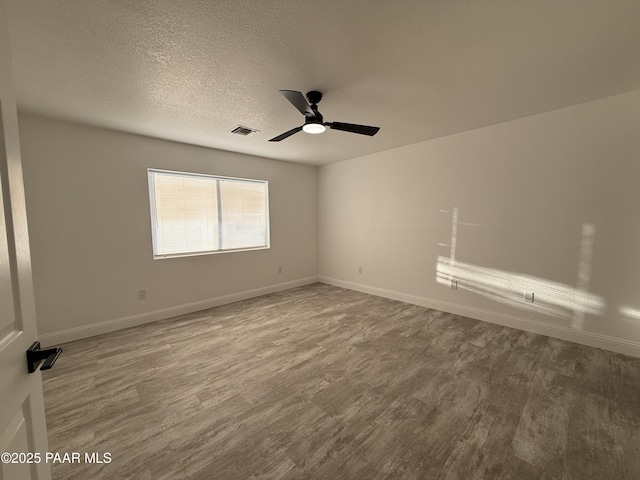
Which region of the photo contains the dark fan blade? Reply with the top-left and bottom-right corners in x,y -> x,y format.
269,126 -> 303,142
279,90 -> 315,117
328,122 -> 380,136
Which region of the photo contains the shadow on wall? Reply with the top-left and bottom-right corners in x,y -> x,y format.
436,208 -> 604,329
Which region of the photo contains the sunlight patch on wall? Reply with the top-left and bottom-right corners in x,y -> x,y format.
619,306 -> 640,323
449,207 -> 458,263
436,208 -> 604,326
437,256 -> 604,320
572,223 -> 595,329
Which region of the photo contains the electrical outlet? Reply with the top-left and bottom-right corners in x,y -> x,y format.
137,289 -> 147,300
277,266 -> 282,274
358,266 -> 363,274
450,280 -> 457,290
524,291 -> 535,303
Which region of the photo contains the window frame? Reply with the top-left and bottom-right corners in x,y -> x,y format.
147,168 -> 270,259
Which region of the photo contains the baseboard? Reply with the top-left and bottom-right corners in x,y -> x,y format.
319,276 -> 640,359
40,276 -> 319,347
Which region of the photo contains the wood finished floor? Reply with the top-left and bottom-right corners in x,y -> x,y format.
43,283 -> 640,479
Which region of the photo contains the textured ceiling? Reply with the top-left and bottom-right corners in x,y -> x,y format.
6,0 -> 640,166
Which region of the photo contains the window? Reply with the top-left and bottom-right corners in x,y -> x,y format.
148,169 -> 269,258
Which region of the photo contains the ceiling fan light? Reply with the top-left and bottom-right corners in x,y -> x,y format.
302,123 -> 326,134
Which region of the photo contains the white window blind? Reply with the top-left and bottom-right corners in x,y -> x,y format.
148,169 -> 269,258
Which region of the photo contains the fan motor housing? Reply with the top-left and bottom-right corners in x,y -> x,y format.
305,111 -> 323,124
306,91 -> 323,105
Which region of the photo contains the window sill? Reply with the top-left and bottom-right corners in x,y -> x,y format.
153,245 -> 270,260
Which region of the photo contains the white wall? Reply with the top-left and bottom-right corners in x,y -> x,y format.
19,113 -> 318,343
319,89 -> 640,357
19,90 -> 640,357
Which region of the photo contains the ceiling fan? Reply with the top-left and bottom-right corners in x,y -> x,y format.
269,90 -> 380,142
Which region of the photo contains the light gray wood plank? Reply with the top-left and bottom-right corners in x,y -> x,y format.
42,283 -> 640,480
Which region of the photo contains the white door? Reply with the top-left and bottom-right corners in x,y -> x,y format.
0,0 -> 52,478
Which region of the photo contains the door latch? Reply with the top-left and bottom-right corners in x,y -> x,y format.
26,341 -> 62,373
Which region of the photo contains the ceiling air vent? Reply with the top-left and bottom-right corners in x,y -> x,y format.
229,125 -> 259,136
